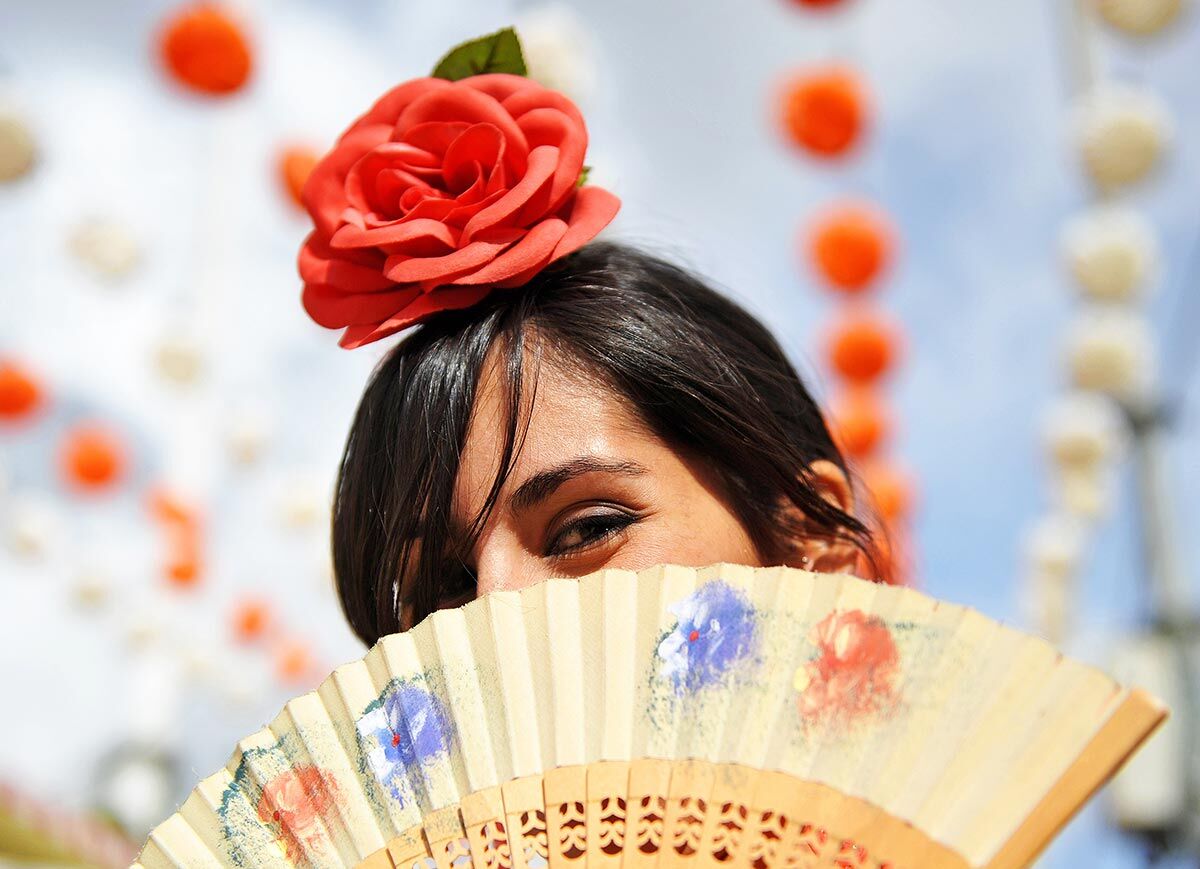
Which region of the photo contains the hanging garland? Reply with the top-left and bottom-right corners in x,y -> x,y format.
1022,0 -> 1177,643
0,358 -> 326,695
779,2 -> 914,585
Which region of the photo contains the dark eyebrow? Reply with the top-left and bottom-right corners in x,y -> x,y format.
509,457 -> 648,512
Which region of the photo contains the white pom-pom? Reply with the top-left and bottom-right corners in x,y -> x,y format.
1024,513 -> 1089,580
1054,465 -> 1116,520
153,335 -> 204,385
1061,207 -> 1159,302
1065,306 -> 1156,402
227,412 -> 270,466
1043,390 -> 1129,471
0,108 -> 36,182
124,613 -> 163,651
516,4 -> 597,101
69,218 -> 140,279
6,497 -> 57,558
72,568 -> 112,610
317,546 -> 336,593
1073,85 -> 1172,191
1096,0 -> 1185,36
280,474 -> 328,529
1021,566 -> 1073,643
180,645 -> 215,683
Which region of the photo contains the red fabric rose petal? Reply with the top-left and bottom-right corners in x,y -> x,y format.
511,109 -> 587,221
551,186 -> 623,259
303,282 -> 422,329
383,240 -> 508,284
344,142 -> 445,218
453,218 -> 569,285
329,217 -> 457,253
441,123 -> 505,193
400,121 -> 471,159
462,73 -> 536,105
461,145 -> 559,244
506,88 -> 588,209
338,286 -> 494,349
298,235 -> 392,293
350,78 -> 449,133
302,125 -> 392,237
443,188 -> 507,228
396,196 -> 459,225
396,87 -> 529,161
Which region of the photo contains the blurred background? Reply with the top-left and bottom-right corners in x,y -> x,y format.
1,0 -> 1198,866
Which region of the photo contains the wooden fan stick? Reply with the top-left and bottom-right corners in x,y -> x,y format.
986,686 -> 1167,869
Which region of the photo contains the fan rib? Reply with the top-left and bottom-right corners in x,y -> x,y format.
983,686 -> 1168,869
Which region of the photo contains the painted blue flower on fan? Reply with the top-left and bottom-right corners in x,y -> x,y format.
356,681 -> 453,806
655,580 -> 757,692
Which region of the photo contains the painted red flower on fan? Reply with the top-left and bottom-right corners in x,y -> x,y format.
256,765 -> 339,864
794,609 -> 899,727
299,73 -> 621,349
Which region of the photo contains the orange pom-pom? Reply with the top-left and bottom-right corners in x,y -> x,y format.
790,0 -> 851,6
826,310 -> 901,384
279,145 -> 318,210
232,599 -> 271,643
275,641 -> 314,684
158,3 -> 252,96
60,424 -> 126,491
860,461 -> 915,523
869,523 -> 913,586
829,389 -> 891,458
147,486 -> 199,527
808,203 -> 894,293
0,360 -> 43,422
782,67 -> 867,158
166,551 -> 202,588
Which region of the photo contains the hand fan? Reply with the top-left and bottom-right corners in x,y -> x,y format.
134,564 -> 1166,869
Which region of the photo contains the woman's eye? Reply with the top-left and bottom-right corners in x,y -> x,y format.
546,511 -> 637,557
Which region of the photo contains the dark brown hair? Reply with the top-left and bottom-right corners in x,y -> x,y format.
332,241 -> 881,645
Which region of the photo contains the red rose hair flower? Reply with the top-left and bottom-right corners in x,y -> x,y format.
298,73 -> 621,349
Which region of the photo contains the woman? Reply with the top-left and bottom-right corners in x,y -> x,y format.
298,55 -> 884,647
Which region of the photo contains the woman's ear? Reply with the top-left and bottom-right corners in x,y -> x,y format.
783,459 -> 862,575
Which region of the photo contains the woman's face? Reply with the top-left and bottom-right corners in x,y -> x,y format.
435,343 -> 854,606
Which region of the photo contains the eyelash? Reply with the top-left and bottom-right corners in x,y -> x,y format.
434,511 -> 638,606
545,511 -> 638,558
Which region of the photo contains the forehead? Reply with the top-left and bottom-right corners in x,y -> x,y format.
453,339 -> 647,512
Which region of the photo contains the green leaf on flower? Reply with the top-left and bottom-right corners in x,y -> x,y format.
577,165 -> 591,187
432,28 -> 528,81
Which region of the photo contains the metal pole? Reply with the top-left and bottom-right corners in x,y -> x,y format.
1129,403 -> 1200,858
